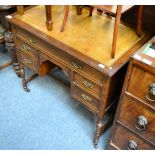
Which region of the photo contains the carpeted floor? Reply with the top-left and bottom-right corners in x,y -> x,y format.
0,44 -> 112,150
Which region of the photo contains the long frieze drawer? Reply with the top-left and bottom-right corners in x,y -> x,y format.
17,51 -> 39,72
127,65 -> 155,108
118,95 -> 155,144
16,27 -> 39,46
111,124 -> 155,150
72,85 -> 100,113
74,73 -> 102,97
16,37 -> 38,58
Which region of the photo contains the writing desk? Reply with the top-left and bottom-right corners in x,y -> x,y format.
6,6 -> 151,147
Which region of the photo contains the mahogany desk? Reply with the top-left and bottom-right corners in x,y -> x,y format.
5,6 -> 151,147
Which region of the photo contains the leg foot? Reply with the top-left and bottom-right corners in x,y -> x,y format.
93,114 -> 114,148
93,121 -> 102,148
20,65 -> 30,92
22,79 -> 30,92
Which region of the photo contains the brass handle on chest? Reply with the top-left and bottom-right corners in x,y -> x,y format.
81,94 -> 92,102
29,38 -> 37,43
128,140 -> 138,150
135,115 -> 148,131
23,59 -> 32,64
146,83 -> 155,102
71,61 -> 82,70
83,80 -> 94,89
22,44 -> 31,51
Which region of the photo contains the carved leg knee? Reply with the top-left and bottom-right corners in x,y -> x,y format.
13,63 -> 22,78
94,121 -> 102,148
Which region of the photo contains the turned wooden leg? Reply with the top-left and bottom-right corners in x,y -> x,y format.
93,114 -> 114,148
137,5 -> 143,37
60,6 -> 69,32
13,63 -> 23,78
76,6 -> 84,15
94,120 -> 102,148
89,6 -> 94,16
111,5 -> 122,59
17,5 -> 24,15
45,5 -> 53,31
20,65 -> 30,92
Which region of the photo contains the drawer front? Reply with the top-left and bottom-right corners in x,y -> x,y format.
112,124 -> 154,150
74,73 -> 101,97
72,85 -> 100,112
16,27 -> 39,47
127,65 -> 155,108
16,37 -> 38,58
17,51 -> 38,72
118,95 -> 155,144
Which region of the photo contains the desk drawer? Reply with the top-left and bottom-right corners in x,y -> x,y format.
118,95 -> 155,144
112,124 -> 154,150
127,65 -> 155,108
16,37 -> 38,58
16,27 -> 39,47
72,85 -> 100,113
17,51 -> 38,72
74,73 -> 101,97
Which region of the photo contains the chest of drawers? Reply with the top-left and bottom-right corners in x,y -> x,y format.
5,6 -> 151,148
108,37 -> 155,150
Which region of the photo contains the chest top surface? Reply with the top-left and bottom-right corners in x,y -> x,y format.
6,5 -> 151,76
132,36 -> 155,69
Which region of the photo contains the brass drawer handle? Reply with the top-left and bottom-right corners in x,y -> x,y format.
135,115 -> 148,131
128,140 -> 138,150
29,38 -> 37,43
146,83 -> 155,102
21,44 -> 31,51
71,61 -> 82,70
83,80 -> 94,89
23,58 -> 32,64
81,94 -> 92,102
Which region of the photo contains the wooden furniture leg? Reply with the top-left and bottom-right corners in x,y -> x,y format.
4,31 -> 22,76
137,5 -> 143,37
93,114 -> 114,148
89,6 -> 94,16
17,5 -> 24,15
45,5 -> 53,31
76,6 -> 84,15
60,6 -> 69,32
20,64 -> 38,92
20,65 -> 30,92
111,5 -> 122,59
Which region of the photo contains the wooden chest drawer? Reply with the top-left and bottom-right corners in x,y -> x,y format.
16,37 -> 38,58
74,73 -> 102,97
17,51 -> 39,72
72,85 -> 100,113
111,124 -> 154,150
127,65 -> 155,108
118,95 -> 155,144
